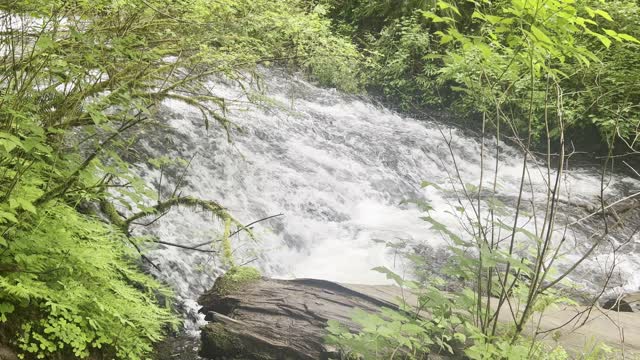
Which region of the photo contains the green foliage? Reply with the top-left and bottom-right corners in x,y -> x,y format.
288,4 -> 365,92
0,0 -> 363,358
326,258 -> 611,359
321,0 -> 438,34
428,0 -> 638,144
324,0 -> 640,150
366,14 -> 438,108
1,202 -> 176,359
327,307 -> 436,359
561,1 -> 640,148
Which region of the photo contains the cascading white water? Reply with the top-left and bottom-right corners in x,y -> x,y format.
132,69 -> 640,327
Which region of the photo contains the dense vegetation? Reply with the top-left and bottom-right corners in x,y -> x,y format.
1,0 -> 638,359
0,1 -> 359,358
321,0 -> 640,152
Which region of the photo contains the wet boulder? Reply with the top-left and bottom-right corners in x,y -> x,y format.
197,271 -> 640,359
197,269 -> 400,360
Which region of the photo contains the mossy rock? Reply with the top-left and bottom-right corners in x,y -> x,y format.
200,322 -> 301,360
213,266 -> 262,297
198,267 -> 263,318
200,323 -> 244,359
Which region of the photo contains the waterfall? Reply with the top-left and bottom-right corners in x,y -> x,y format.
131,68 -> 640,328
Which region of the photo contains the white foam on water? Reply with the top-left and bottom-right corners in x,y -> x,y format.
130,70 -> 640,328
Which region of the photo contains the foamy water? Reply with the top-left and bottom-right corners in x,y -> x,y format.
129,69 -> 640,328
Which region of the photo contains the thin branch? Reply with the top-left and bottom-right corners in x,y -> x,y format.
568,191 -> 640,227
152,239 -> 216,253
191,213 -> 284,249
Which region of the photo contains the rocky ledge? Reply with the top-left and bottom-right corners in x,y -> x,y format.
197,272 -> 400,359
197,269 -> 640,359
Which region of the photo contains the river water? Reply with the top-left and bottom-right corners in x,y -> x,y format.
131,69 -> 640,328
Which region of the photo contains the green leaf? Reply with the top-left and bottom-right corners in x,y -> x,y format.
35,35 -> 55,50
0,132 -> 23,153
453,332 -> 466,343
530,25 -> 552,44
372,266 -> 404,286
421,11 -> 454,23
464,183 -> 478,194
603,29 -> 618,38
618,33 -> 640,44
0,211 -> 18,223
593,32 -> 612,48
585,6 -> 596,18
0,302 -> 15,322
421,216 -> 469,246
420,180 -> 442,190
326,319 -> 347,335
19,199 -> 37,214
594,9 -> 613,22
437,1 -> 461,16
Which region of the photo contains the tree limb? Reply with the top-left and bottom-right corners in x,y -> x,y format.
123,196 -> 231,233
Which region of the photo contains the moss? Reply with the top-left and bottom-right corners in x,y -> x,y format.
221,216 -> 234,267
99,200 -> 126,231
200,322 -> 282,360
200,323 -> 242,358
213,266 -> 262,297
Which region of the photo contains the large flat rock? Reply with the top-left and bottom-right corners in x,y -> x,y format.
198,278 -> 401,359
198,277 -> 640,359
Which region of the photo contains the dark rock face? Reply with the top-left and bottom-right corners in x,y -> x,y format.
197,277 -> 400,360
152,333 -> 202,360
603,298 -> 634,312
602,292 -> 640,312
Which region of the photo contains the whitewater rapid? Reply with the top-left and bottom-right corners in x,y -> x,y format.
131,69 -> 640,326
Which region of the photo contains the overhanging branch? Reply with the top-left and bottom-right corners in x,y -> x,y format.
124,196 -> 231,233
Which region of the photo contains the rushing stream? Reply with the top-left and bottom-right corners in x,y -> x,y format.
131,69 -> 640,328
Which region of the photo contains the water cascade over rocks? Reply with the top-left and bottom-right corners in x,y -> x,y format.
131,69 -> 640,329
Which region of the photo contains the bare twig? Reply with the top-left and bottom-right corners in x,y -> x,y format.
191,213 -> 284,249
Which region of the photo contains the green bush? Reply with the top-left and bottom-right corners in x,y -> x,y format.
323,0 -> 640,150
0,0 -> 364,358
2,203 -> 176,359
